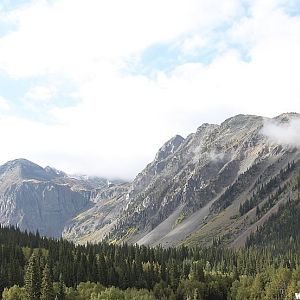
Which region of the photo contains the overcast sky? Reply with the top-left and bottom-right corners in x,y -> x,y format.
0,0 -> 299,179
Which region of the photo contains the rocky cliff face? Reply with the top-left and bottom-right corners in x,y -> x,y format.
0,159 -> 107,237
64,112 -> 300,247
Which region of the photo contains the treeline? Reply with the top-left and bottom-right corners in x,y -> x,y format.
246,196 -> 300,255
2,220 -> 300,299
211,161 -> 264,213
245,172 -> 300,254
1,168 -> 300,300
239,161 -> 295,216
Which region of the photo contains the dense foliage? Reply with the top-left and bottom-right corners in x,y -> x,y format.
0,216 -> 300,300
1,172 -> 300,299
246,194 -> 300,255
239,161 -> 295,216
211,161 -> 265,212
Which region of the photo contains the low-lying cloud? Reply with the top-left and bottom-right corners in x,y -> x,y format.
261,117 -> 300,148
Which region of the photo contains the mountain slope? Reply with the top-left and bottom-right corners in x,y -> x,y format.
245,173 -> 300,253
1,112 -> 299,247
64,112 -> 300,247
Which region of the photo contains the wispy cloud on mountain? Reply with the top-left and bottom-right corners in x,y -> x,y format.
262,116 -> 300,148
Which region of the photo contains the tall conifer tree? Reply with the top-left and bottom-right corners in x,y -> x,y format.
41,264 -> 54,300
24,253 -> 41,300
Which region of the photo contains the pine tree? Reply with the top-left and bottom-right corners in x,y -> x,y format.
193,262 -> 204,282
98,253 -> 107,286
193,288 -> 200,300
41,264 -> 54,300
169,260 -> 179,290
160,260 -> 167,282
297,172 -> 300,200
56,274 -> 65,300
24,253 -> 41,300
256,205 -> 260,216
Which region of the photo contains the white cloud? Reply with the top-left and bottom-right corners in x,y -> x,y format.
25,85 -> 57,102
0,0 -> 299,179
262,117 -> 300,148
181,35 -> 207,55
0,0 -> 242,80
0,95 -> 10,111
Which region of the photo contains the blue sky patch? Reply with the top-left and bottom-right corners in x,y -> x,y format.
123,19 -> 251,78
280,0 -> 300,16
0,72 -> 80,123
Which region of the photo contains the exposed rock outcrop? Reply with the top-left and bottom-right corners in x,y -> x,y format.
64,113 -> 300,247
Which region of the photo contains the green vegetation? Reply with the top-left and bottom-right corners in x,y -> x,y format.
1,170 -> 300,299
175,213 -> 186,226
246,196 -> 300,254
1,213 -> 300,300
211,161 -> 265,212
239,161 -> 295,216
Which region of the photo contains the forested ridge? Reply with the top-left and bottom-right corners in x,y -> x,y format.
1,173 -> 300,299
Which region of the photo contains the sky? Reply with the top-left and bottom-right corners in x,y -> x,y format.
0,0 -> 300,180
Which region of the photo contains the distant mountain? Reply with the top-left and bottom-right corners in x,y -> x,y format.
0,158 -> 58,182
70,173 -> 125,189
0,158 -> 123,237
63,112 -> 300,247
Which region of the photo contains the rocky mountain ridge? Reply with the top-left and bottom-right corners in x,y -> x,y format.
64,112 -> 300,247
1,112 -> 300,248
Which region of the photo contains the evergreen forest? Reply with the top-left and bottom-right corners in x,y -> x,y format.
1,173 -> 300,299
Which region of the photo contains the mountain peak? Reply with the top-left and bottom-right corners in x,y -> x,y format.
0,158 -> 42,172
195,122 -> 219,136
155,135 -> 185,161
273,112 -> 300,123
222,114 -> 262,125
4,158 -> 37,167
0,158 -> 51,181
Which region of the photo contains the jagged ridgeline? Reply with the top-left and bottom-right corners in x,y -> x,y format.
1,113 -> 300,249
64,112 -> 300,248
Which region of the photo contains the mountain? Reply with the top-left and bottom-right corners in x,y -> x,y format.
0,113 -> 299,247
63,112 -> 300,247
0,158 -> 121,237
